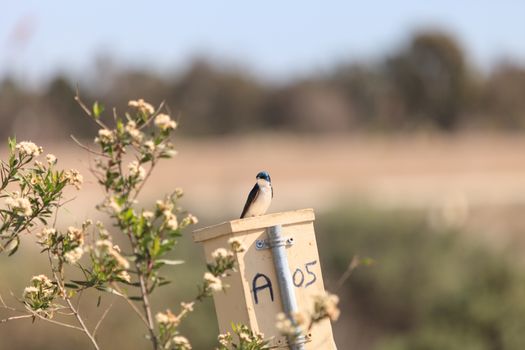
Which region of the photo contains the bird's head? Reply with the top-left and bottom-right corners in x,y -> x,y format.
256,171 -> 271,185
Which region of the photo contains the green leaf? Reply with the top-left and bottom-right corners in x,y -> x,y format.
151,237 -> 161,257
8,137 -> 16,152
119,280 -> 141,287
7,237 -> 20,256
116,119 -> 124,133
93,101 -> 104,119
360,257 -> 376,266
64,282 -> 80,289
95,286 -> 124,297
71,280 -> 95,287
158,280 -> 172,287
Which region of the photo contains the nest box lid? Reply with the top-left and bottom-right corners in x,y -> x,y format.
192,208 -> 315,242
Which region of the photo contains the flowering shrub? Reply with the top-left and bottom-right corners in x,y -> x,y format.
22,274 -> 58,317
275,291 -> 340,341
1,138 -> 81,255
217,324 -> 268,350
0,98 -> 231,350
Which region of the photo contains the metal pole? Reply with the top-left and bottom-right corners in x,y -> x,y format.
268,225 -> 306,350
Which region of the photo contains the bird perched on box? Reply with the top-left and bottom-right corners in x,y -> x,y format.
240,171 -> 273,218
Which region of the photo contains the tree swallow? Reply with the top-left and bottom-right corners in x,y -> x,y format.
240,171 -> 273,218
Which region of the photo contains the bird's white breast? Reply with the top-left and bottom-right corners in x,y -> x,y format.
245,180 -> 272,217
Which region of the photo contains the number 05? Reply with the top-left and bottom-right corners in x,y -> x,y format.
292,260 -> 318,288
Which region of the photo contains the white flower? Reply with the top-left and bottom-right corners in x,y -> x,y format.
155,309 -> 179,326
142,211 -> 154,220
95,239 -> 129,269
128,161 -> 146,180
125,121 -> 143,143
204,272 -> 223,292
163,211 -> 178,230
228,237 -> 245,252
163,149 -> 178,158
156,199 -> 174,212
95,239 -> 113,249
218,333 -> 231,346
108,197 -> 121,214
67,226 -> 84,245
181,302 -> 194,312
144,140 -> 155,152
181,214 -> 198,227
174,187 -> 184,198
275,312 -> 295,336
187,214 -> 198,224
117,271 -> 131,283
112,251 -> 130,269
96,129 -> 115,144
64,169 -> 83,190
64,246 -> 84,264
128,99 -> 155,115
166,217 -> 178,230
313,291 -> 340,321
211,248 -> 229,260
154,113 -> 177,131
292,311 -> 309,326
5,192 -> 33,217
172,336 -> 191,349
16,141 -> 42,157
37,227 -> 56,245
111,249 -> 129,269
29,174 -> 40,186
239,332 -> 250,342
31,274 -> 53,288
23,286 -> 39,298
46,154 -> 57,165
155,312 -> 170,325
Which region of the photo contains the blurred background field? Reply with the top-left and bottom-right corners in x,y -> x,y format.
2,1 -> 525,349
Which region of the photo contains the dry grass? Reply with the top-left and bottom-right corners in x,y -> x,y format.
3,132 -> 525,243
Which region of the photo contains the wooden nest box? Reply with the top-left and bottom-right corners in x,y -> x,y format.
193,208 -> 336,349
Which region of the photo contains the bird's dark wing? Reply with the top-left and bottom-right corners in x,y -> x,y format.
240,183 -> 259,218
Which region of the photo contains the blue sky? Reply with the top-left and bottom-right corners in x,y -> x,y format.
2,1 -> 524,85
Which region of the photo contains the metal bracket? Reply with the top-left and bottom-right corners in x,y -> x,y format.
255,236 -> 294,250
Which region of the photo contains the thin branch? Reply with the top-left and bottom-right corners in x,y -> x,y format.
111,282 -> 148,326
47,251 -> 101,350
0,303 -> 84,332
27,309 -> 85,332
75,290 -> 84,314
1,314 -> 33,323
93,297 -> 115,338
56,311 -> 76,316
74,89 -> 108,130
336,256 -> 360,290
138,272 -> 158,350
65,297 -> 101,348
70,135 -> 108,157
131,160 -> 156,202
0,294 -> 15,311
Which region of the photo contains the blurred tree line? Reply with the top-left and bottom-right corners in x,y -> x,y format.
1,30 -> 525,139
